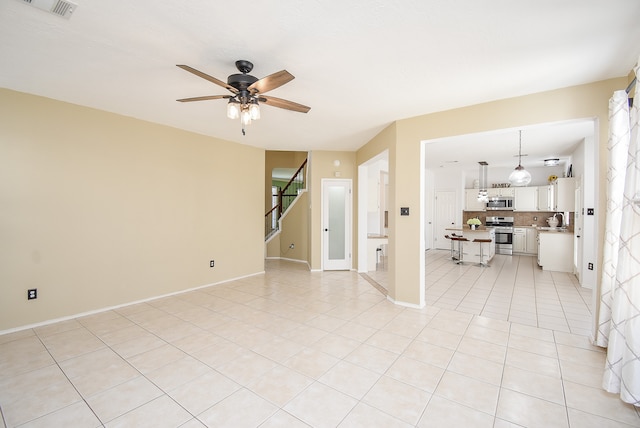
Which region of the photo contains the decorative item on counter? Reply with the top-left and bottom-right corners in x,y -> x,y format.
547,214 -> 559,228
548,174 -> 558,184
492,183 -> 511,188
467,217 -> 482,230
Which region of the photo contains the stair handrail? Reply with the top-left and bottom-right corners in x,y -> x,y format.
265,158 -> 307,239
281,159 -> 307,197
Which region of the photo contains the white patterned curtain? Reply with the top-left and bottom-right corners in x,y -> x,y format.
600,60 -> 640,407
595,90 -> 631,347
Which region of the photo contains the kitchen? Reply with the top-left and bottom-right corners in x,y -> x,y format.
461,176 -> 576,272
424,119 -> 595,288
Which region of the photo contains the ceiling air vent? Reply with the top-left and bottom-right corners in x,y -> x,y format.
19,0 -> 78,19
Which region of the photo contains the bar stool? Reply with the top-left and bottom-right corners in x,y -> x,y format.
444,234 -> 459,261
473,238 -> 492,267
451,236 -> 469,264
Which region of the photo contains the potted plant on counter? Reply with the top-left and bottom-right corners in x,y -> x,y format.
467,218 -> 482,230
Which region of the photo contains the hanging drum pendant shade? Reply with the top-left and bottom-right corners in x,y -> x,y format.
477,161 -> 489,202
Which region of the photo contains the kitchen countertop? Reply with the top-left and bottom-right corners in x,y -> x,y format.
446,227 -> 494,233
537,227 -> 573,234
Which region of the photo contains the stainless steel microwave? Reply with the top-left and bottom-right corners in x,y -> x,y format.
486,197 -> 514,210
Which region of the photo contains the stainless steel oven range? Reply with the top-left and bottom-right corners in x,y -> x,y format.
485,216 -> 514,255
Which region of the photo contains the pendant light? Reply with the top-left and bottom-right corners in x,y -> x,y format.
508,130 -> 531,186
477,161 -> 489,202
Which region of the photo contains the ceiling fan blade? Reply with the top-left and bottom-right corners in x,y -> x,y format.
260,95 -> 310,113
176,65 -> 238,93
176,95 -> 231,102
249,70 -> 294,94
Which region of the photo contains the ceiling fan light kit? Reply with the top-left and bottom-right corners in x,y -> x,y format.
508,130 -> 532,186
177,60 -> 310,135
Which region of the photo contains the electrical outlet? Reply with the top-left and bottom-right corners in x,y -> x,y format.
588,262 -> 594,270
533,216 -> 537,221
587,208 -> 594,215
210,260 -> 215,268
27,289 -> 37,300
400,207 -> 410,216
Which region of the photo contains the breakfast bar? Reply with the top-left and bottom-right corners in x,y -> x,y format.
445,227 -> 496,265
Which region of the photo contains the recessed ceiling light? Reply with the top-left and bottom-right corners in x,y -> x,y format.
544,158 -> 560,166
439,160 -> 459,168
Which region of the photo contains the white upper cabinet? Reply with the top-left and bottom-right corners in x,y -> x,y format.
555,177 -> 576,212
465,189 -> 486,211
487,187 -> 515,197
514,187 -> 538,211
536,178 -> 576,212
537,184 -> 555,211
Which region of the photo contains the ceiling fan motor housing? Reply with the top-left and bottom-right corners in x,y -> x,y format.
227,73 -> 258,91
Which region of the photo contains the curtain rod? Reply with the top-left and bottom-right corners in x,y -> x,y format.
626,76 -> 636,94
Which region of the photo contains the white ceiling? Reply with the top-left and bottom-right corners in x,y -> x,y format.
1,0 -> 638,153
424,119 -> 595,170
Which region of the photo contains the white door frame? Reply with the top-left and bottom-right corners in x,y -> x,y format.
322,178 -> 352,270
434,190 -> 457,250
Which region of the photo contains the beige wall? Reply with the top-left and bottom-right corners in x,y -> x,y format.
275,191 -> 309,263
358,78 -> 627,306
265,233 -> 280,258
0,89 -> 265,331
356,124 -> 397,296
308,151 -> 358,270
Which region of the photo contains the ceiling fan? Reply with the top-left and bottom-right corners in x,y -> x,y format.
176,60 -> 310,135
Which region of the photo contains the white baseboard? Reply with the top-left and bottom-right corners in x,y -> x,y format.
386,295 -> 425,309
0,271 -> 265,336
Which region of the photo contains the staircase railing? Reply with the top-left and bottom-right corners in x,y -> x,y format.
265,159 -> 307,239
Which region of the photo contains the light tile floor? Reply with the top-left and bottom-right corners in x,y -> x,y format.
1,259 -> 638,427
367,250 -> 593,336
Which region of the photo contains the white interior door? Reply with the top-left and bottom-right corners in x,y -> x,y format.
574,183 -> 583,283
323,179 -> 352,270
435,191 -> 457,250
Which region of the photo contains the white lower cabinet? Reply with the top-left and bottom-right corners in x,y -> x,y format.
513,228 -> 526,253
525,228 -> 538,254
513,227 -> 537,255
538,232 -> 574,272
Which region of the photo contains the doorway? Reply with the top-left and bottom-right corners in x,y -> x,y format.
322,179 -> 352,270
434,191 -> 457,250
